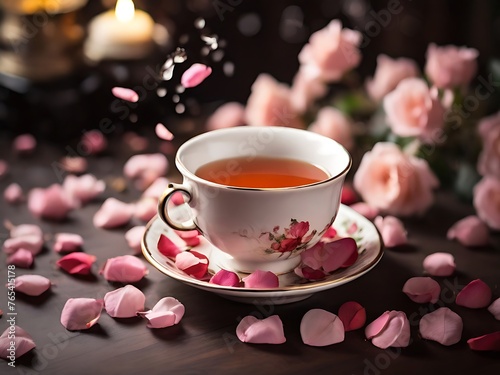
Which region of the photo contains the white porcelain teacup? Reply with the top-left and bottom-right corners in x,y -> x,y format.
158,126 -> 351,274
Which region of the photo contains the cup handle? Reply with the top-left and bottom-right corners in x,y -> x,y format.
158,183 -> 197,231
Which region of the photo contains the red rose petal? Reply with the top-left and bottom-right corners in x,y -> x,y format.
294,265 -> 327,280
174,229 -> 201,247
338,301 -> 366,331
467,331 -> 500,352
157,234 -> 182,258
456,279 -> 492,308
57,253 -> 96,275
209,269 -> 241,287
175,251 -> 209,279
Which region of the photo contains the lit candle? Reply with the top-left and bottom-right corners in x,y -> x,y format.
84,0 -> 155,61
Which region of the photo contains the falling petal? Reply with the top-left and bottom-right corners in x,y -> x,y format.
134,197 -> 157,222
402,277 -> 441,304
57,253 -> 96,275
338,301 -> 366,331
419,307 -> 462,346
93,198 -> 135,229
366,311 -> 411,349
236,315 -> 286,344
0,326 -> 36,359
175,251 -> 209,279
157,234 -> 182,258
28,184 -> 75,221
447,215 -> 490,247
456,279 -> 492,308
423,252 -> 456,276
104,285 -> 146,318
467,331 -> 500,351
126,226 -> 146,254
209,269 -> 241,287
374,216 -> 407,248
13,134 -> 36,155
350,202 -> 380,220
63,174 -> 105,205
123,153 -> 169,190
181,63 -> 212,88
60,298 -> 103,330
243,270 -> 279,288
488,298 -> 500,320
139,297 -> 185,329
112,87 -> 139,103
12,275 -> 51,296
300,309 -> 345,346
155,123 -> 174,141
4,183 -> 24,204
6,249 -> 34,268
100,255 -> 148,283
174,229 -> 201,247
53,233 -> 84,253
81,130 -> 107,155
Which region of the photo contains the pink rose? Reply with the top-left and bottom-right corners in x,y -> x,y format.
245,74 -> 304,128
384,78 -> 447,142
366,54 -> 419,102
477,112 -> 500,177
290,71 -> 327,114
308,107 -> 353,150
298,20 -> 362,82
353,142 -> 439,216
425,43 -> 478,90
473,176 -> 500,230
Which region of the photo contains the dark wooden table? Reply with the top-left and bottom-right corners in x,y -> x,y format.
0,135 -> 499,375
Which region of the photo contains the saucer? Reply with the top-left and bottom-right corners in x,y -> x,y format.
142,204 -> 383,305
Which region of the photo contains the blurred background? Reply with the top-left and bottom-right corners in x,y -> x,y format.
0,0 -> 499,142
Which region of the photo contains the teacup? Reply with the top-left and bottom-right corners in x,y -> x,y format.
158,126 -> 351,274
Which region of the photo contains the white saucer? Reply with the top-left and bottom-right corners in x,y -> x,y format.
142,204 -> 383,305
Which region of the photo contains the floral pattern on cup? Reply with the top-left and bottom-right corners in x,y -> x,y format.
258,219 -> 318,256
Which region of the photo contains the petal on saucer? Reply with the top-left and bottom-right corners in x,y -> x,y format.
402,277 -> 441,304
93,198 -> 134,229
57,253 -> 96,275
419,307 -> 462,346
236,315 -> 286,344
300,309 -> 345,346
422,252 -> 456,276
365,311 -> 391,339
112,87 -> 139,102
321,226 -> 338,239
488,298 -> 500,320
54,233 -> 84,253
294,265 -> 327,280
341,185 -> 358,205
6,249 -> 34,268
0,326 -> 36,359
125,226 -> 146,254
374,216 -> 407,248
140,297 -> 185,328
100,255 -> 148,283
350,202 -> 379,220
209,270 -> 241,287
321,238 -> 358,272
447,215 -> 490,247
456,279 -> 492,308
155,123 -> 174,141
61,298 -> 103,330
157,234 -> 182,258
369,311 -> 411,349
243,270 -> 279,288
338,301 -> 366,331
175,251 -> 209,279
104,285 -> 145,318
13,275 -> 51,296
181,63 -> 212,88
467,331 -> 500,352
174,229 -> 201,247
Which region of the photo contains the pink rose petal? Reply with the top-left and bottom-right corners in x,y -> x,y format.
0,159 -> 8,178
3,224 -> 44,255
124,153 -> 169,190
423,252 -> 456,276
488,298 -> 500,320
139,297 -> 185,329
57,253 -> 96,275
104,285 -> 145,318
4,183 -> 24,204
60,298 -> 103,330
100,255 -> 148,283
54,233 -> 84,253
155,123 -> 174,141
350,202 -> 380,220
171,192 -> 185,205
0,326 -> 36,359
93,198 -> 134,229
13,134 -> 36,155
206,102 -> 245,131
467,331 -> 500,352
81,130 -> 107,155
338,301 -> 366,331
300,309 -> 345,346
7,249 -> 34,268
341,185 -> 358,205
157,234 -> 182,258
134,197 -> 157,222
419,307 -> 463,346
59,156 -> 88,174
456,279 -> 492,308
236,315 -> 286,344
321,226 -> 338,239
181,63 -> 212,88
402,277 -> 441,304
175,251 -> 209,279
174,229 -> 201,247
112,87 -> 139,102
365,311 -> 391,338
300,238 -> 358,273
209,270 -> 241,287
141,177 -> 170,200
447,215 -> 490,247
243,270 -> 279,288
12,275 -> 51,296
125,226 -> 146,254
294,265 -> 327,280
28,184 -> 75,220
365,311 -> 411,349
63,174 -> 105,205
374,216 -> 408,248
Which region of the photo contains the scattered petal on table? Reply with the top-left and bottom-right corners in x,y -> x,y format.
28,184 -> 75,220
139,297 -> 185,329
157,234 -> 182,258
54,233 -> 84,253
365,310 -> 410,349
419,307 -> 462,346
134,197 -> 157,222
402,277 -> 441,304
374,215 -> 407,247
141,177 -> 169,200
104,285 -> 145,318
467,331 -> 500,352
236,315 -> 286,344
112,87 -> 139,102
81,130 -> 107,155
0,159 -> 8,178
57,253 -> 96,275
13,134 -> 36,155
174,229 -> 201,247
59,156 -> 88,174
13,275 -> 51,296
4,183 -> 24,204
63,174 -> 105,205
3,224 -> 44,255
300,309 -> 345,346
175,251 -> 209,279
488,298 -> 500,320
101,255 -> 148,283
338,301 -> 366,331
123,153 -> 168,190
125,226 -> 146,254
447,215 -> 490,247
209,270 -> 241,287
422,252 -> 456,276
60,298 -> 103,330
181,63 -> 212,88
456,279 -> 492,308
93,198 -> 135,229
155,123 -> 174,141
243,270 -> 279,288
0,326 -> 36,359
350,202 -> 380,220
6,249 -> 34,268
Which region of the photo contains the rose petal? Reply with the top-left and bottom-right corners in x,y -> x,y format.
171,192 -> 185,205
488,298 -> 500,320
157,234 -> 182,258
350,202 -> 380,220
125,226 -> 146,254
0,159 -> 9,178
81,130 -> 107,155
139,297 -> 185,328
423,252 -> 456,276
341,185 -> 358,205
4,183 -> 24,204
321,226 -> 338,239
402,277 -> 441,303
57,253 -> 96,275
209,270 -> 241,287
100,255 -> 148,283
13,134 -> 36,155
366,311 -> 411,349
338,301 -> 366,331
181,63 -> 212,88
93,198 -> 134,229
300,309 -> 345,346
112,87 -> 139,102
122,132 -> 149,152
467,331 -> 500,351
155,123 -> 174,141
301,238 -> 358,273
63,174 -> 105,205
28,184 -> 74,220
12,275 -> 51,296
294,265 -> 327,280
243,270 -> 279,288
141,177 -> 170,200
0,326 -> 36,359
365,311 -> 391,339
206,102 -> 245,131
419,307 -> 463,346
124,154 -> 169,190
236,315 -> 286,344
447,215 -> 490,247
134,197 -> 157,222
3,224 -> 44,255
59,156 -> 88,174
6,249 -> 34,268
174,251 -> 209,279
54,233 -> 84,253
174,229 -> 201,247
374,216 -> 408,248
104,285 -> 145,318
60,298 -> 103,330
456,279 -> 492,308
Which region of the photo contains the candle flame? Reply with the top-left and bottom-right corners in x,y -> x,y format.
115,0 -> 135,22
